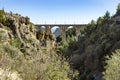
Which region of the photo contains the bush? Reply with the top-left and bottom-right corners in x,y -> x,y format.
0,9 -> 6,25
0,43 -> 74,80
103,49 -> 120,80
29,23 -> 34,32
58,36 -> 77,56
25,16 -> 30,25
45,60 -> 70,80
2,44 -> 22,59
0,28 -> 9,43
11,38 -> 21,49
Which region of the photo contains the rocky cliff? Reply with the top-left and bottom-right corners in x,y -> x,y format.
0,9 -> 75,80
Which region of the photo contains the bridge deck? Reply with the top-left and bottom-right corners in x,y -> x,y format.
35,24 -> 87,26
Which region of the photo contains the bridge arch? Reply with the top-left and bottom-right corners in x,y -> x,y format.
51,26 -> 61,37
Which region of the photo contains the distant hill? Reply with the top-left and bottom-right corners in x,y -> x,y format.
53,28 -> 61,37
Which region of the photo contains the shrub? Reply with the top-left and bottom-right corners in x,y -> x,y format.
11,38 -> 21,49
0,43 -> 74,80
29,23 -> 34,32
103,49 -> 120,80
2,44 -> 22,59
25,16 -> 30,25
0,9 -> 6,25
0,28 -> 9,43
45,60 -> 70,80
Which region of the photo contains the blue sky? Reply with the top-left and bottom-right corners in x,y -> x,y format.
0,0 -> 119,24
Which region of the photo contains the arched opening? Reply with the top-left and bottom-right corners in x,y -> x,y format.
66,26 -> 73,31
41,26 -> 45,32
66,26 -> 76,38
51,26 -> 61,37
51,26 -> 62,43
68,26 -> 73,29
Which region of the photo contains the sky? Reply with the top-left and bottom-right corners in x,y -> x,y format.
0,0 -> 120,24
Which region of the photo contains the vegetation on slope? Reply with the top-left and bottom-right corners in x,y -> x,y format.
57,3 -> 120,80
103,49 -> 120,80
0,9 -> 77,80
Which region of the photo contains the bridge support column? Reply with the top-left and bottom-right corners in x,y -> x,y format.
45,25 -> 52,34
60,26 -> 67,41
75,26 -> 81,41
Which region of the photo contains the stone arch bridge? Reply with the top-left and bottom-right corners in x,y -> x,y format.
35,24 -> 87,41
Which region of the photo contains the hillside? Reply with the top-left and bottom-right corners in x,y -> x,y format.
0,9 -> 76,80
57,3 -> 120,80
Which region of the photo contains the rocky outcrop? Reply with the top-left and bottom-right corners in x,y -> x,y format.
0,9 -> 74,80
1,11 -> 39,48
0,68 -> 22,80
0,28 -> 9,44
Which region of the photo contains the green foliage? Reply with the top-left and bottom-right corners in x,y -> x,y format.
58,40 -> 69,54
97,17 -> 104,26
104,11 -> 110,19
45,60 -> 71,80
66,27 -> 76,38
28,37 -> 36,43
103,11 -> 110,22
58,5 -> 120,80
25,16 -> 30,25
67,36 -> 78,50
58,35 -> 78,59
0,9 -> 6,24
29,23 -> 34,32
79,26 -> 86,37
117,3 -> 120,12
56,35 -> 62,42
90,20 -> 96,27
115,3 -> 120,16
0,9 -> 78,80
1,44 -> 22,59
1,3 -> 120,80
103,49 -> 120,80
0,42 -> 74,80
0,29 -> 9,43
11,38 -> 21,49
84,20 -> 96,37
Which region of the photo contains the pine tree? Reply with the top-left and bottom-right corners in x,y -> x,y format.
116,3 -> 120,15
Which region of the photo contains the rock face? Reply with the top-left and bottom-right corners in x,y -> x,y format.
2,11 -> 56,49
0,22 -> 41,79
0,11 -> 41,77
0,28 -> 9,43
0,9 -> 57,51
0,8 -> 80,80
0,68 -> 22,80
0,11 -> 39,48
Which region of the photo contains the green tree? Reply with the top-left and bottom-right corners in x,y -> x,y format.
66,27 -> 76,38
90,20 -> 96,26
103,49 -> 120,80
84,20 -> 96,36
0,9 -> 6,24
97,17 -> 103,26
103,11 -> 110,21
25,16 -> 30,25
116,3 -> 120,16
